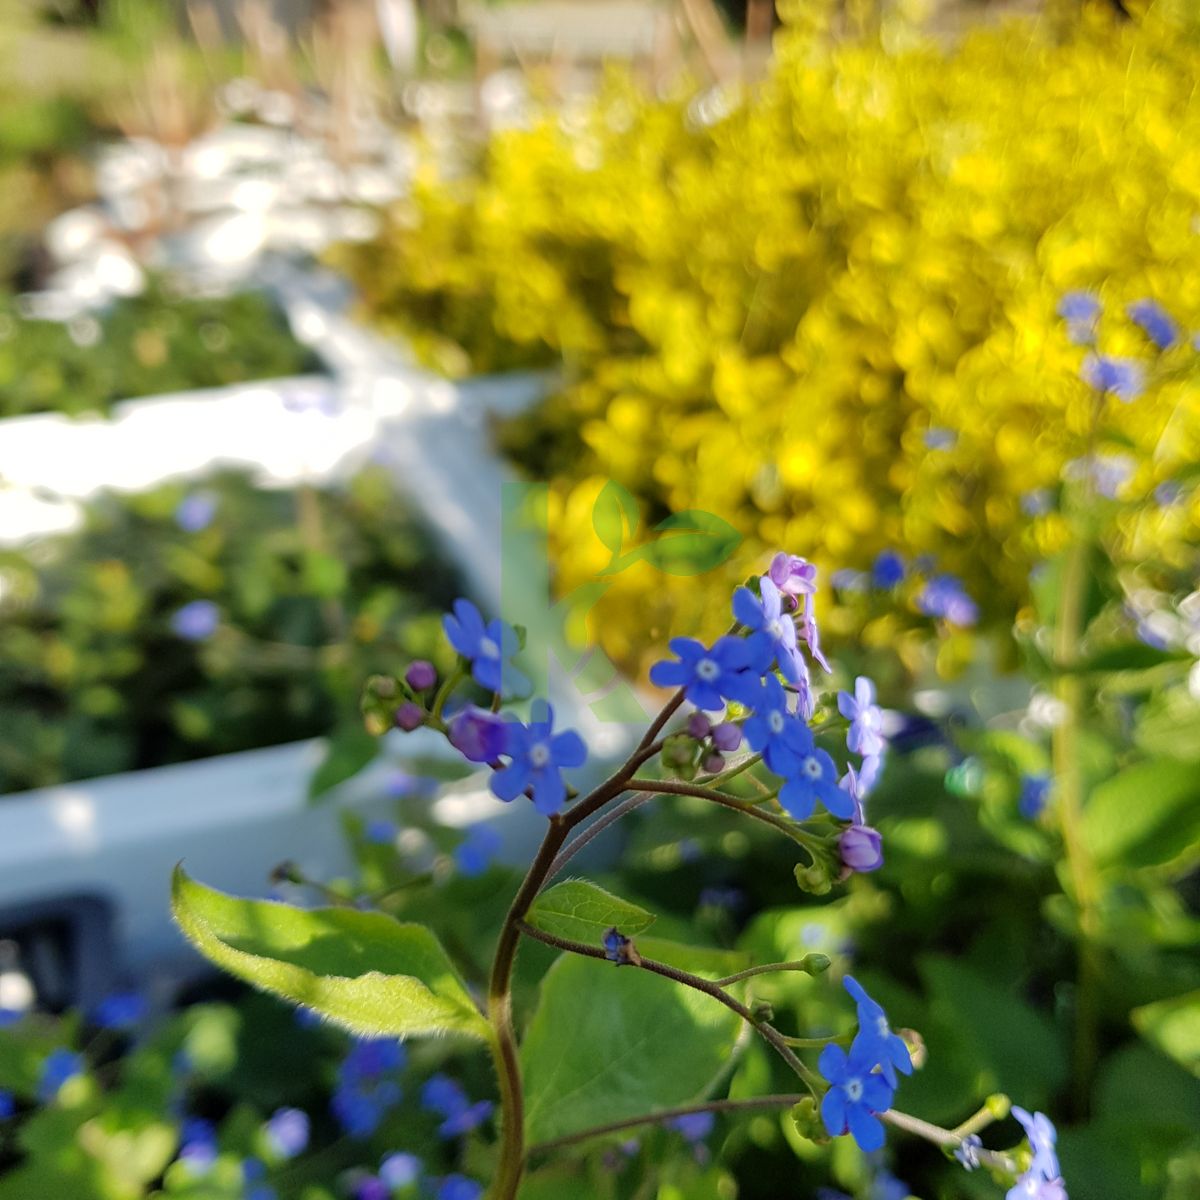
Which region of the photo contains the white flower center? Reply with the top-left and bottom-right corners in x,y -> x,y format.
844,1077 -> 864,1103
478,636 -> 500,659
767,619 -> 784,640
768,711 -> 785,734
528,742 -> 551,768
695,657 -> 720,681
876,1015 -> 890,1038
802,756 -> 823,780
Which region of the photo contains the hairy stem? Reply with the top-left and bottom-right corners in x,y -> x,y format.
627,778 -> 799,839
547,791 -> 653,880
527,1093 -> 805,1157
714,959 -> 824,987
517,922 -> 821,1094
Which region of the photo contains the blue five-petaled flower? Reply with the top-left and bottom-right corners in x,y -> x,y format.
733,576 -> 808,683
649,635 -> 763,711
443,598 -> 528,696
838,676 -> 886,758
742,675 -> 811,776
491,700 -> 587,816
843,976 -> 913,1088
779,746 -> 854,821
818,1041 -> 894,1152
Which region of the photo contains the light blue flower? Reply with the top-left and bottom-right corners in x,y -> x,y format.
491,701 -> 587,816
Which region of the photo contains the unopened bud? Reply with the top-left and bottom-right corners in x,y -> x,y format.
789,1096 -> 829,1144
394,701 -> 424,732
686,712 -> 712,740
405,660 -> 437,691
839,824 -> 883,873
702,752 -> 726,774
795,861 -> 833,895
800,952 -> 832,976
898,1027 -> 927,1070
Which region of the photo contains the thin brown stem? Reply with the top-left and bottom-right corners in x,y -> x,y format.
628,778 -> 797,838
548,791 -> 653,880
527,1093 -> 805,1156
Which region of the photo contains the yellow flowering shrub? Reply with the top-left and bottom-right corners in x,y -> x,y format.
334,3 -> 1200,675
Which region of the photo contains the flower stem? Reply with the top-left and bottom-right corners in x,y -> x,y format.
713,959 -> 826,987
526,1093 -> 805,1157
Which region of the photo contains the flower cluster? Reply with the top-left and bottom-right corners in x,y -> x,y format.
818,977 -> 913,1151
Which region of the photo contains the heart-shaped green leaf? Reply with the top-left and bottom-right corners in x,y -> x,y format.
520,953 -> 743,1143
526,880 -> 655,946
171,867 -> 489,1041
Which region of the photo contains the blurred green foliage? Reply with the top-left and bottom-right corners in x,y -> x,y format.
0,467 -> 458,793
334,2 -> 1200,677
0,284 -> 318,419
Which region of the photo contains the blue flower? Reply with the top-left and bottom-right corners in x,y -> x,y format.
1008,1107 -> 1067,1200
491,701 -> 586,816
265,1107 -> 309,1159
342,1037 -> 405,1082
843,976 -> 913,1088
871,550 -> 906,588
650,635 -> 763,711
454,824 -> 503,877
447,705 -> 508,763
38,1049 -> 83,1102
956,1132 -> 983,1170
0,1090 -> 14,1119
175,492 -> 217,533
818,1042 -> 894,1152
178,1117 -> 218,1172
420,1075 -> 493,1138
1128,299 -> 1178,350
1057,291 -> 1101,344
380,1152 -> 422,1188
1080,354 -> 1144,403
768,552 -> 818,603
443,598 -> 527,695
733,577 -> 807,683
839,824 -> 883,873
1021,489 -> 1055,517
437,1176 -> 484,1200
365,819 -> 397,845
779,748 -> 854,821
923,427 -> 957,450
1018,775 -> 1051,819
743,675 -> 812,776
915,575 -> 978,627
838,676 -> 886,758
667,1111 -> 715,1142
91,991 -> 148,1030
355,1177 -> 389,1200
171,600 -> 219,641
870,1171 -> 910,1200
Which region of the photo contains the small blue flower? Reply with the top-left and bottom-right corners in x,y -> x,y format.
915,575 -> 978,627
420,1075 -> 493,1139
733,577 -> 807,683
0,1090 -> 14,1119
437,1176 -> 484,1200
923,427 -> 957,450
355,1177 -> 389,1200
380,1152 -> 422,1188
667,1111 -> 715,1142
779,747 -> 854,821
743,675 -> 812,776
1080,354 -> 1144,402
442,598 -> 527,695
1008,1107 -> 1067,1200
171,599 -> 219,641
342,1037 -> 405,1082
650,635 -> 763,711
1077,452 -> 1135,499
178,1117 -> 218,1172
38,1049 -> 83,1102
1128,299 -> 1178,351
870,1171 -> 910,1200
818,1042 -> 894,1152
1018,775 -> 1051,819
265,1107 -> 309,1159
956,1132 -> 983,1170
1057,291 -> 1101,344
843,976 -> 913,1088
91,991 -> 148,1030
1021,489 -> 1055,517
454,824 -> 503,877
838,676 -> 886,758
871,550 -> 906,588
365,819 -> 397,845
174,492 -> 217,533
447,705 -> 508,764
491,701 -> 587,816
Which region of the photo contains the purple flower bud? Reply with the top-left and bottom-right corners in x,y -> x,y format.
839,824 -> 883,873
394,702 -> 424,732
447,706 -> 507,763
768,552 -> 818,600
171,600 -> 220,642
711,722 -> 741,752
405,660 -> 437,690
686,712 -> 712,740
175,492 -> 217,533
702,752 -> 725,774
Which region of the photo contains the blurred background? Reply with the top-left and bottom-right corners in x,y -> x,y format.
0,1 -> 1197,1198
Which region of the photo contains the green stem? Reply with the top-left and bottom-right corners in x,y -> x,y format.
880,1109 -> 1018,1175
713,959 -> 826,987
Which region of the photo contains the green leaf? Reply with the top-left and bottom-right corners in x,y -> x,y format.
171,867 -> 489,1041
1135,694 -> 1200,762
520,953 -> 743,1144
1083,760 -> 1200,869
591,480 -> 640,557
1132,991 -> 1200,1077
636,511 -> 742,577
526,880 -> 655,946
309,721 -> 378,800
